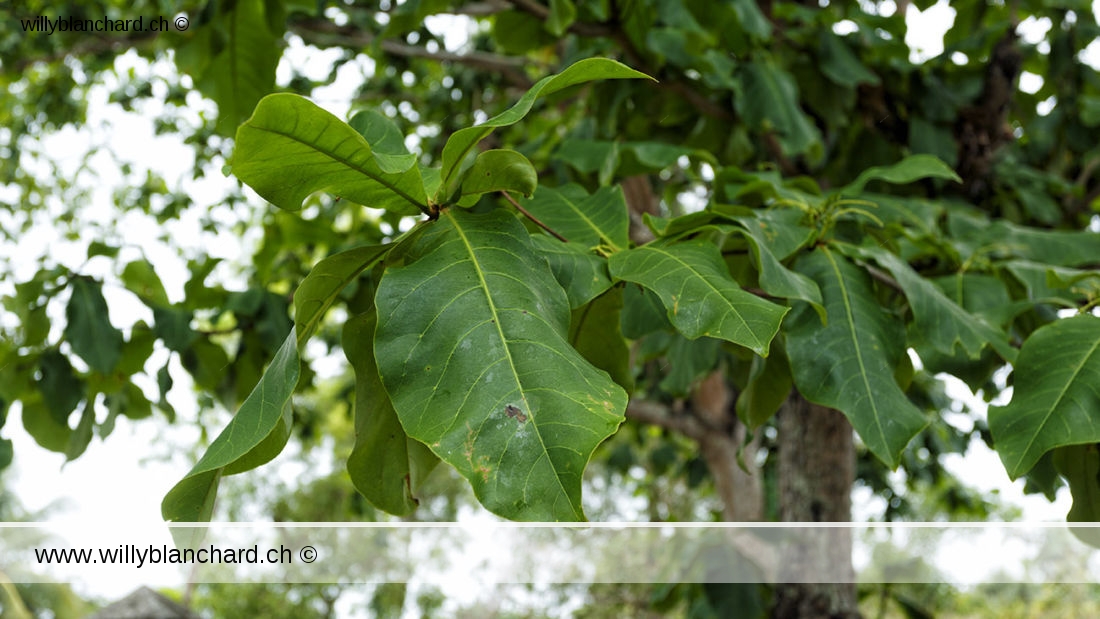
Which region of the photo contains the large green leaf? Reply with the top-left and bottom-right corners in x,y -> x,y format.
845,244 -> 1016,362
232,94 -> 428,215
608,240 -> 788,356
988,314 -> 1100,479
293,245 -> 392,346
522,184 -> 630,250
344,311 -> 438,515
438,58 -> 652,198
65,277 -> 123,374
374,208 -> 627,521
785,248 -> 928,467
842,154 -> 961,195
162,329 -> 299,522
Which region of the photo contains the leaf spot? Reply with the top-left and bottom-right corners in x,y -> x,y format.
505,404 -> 528,423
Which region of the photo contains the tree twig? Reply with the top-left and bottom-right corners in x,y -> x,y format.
864,263 -> 904,294
499,191 -> 569,242
506,0 -> 615,37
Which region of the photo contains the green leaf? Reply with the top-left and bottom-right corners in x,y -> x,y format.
988,314 -> 1100,479
374,208 -> 627,521
233,94 -> 428,215
492,10 -> 556,54
163,329 -> 299,522
530,235 -> 613,309
65,277 -> 124,374
818,32 -> 880,87
734,61 -> 821,157
785,248 -> 928,468
456,149 -> 538,204
569,288 -> 634,394
737,344 -> 793,429
22,397 -> 71,453
733,215 -> 824,320
65,401 -> 95,462
178,0 -> 281,137
730,0 -> 771,41
36,350 -> 84,425
659,335 -> 721,397
439,58 -> 653,198
554,139 -> 619,181
293,245 -> 392,346
842,154 -> 961,195
0,438 -> 11,471
522,184 -> 630,250
121,259 -> 170,307
975,223 -> 1100,268
1053,444 -> 1100,547
845,244 -> 1016,362
347,109 -> 416,174
344,311 -> 438,515
608,240 -> 788,356
546,0 -> 577,35
620,283 -> 672,338
153,307 -> 198,353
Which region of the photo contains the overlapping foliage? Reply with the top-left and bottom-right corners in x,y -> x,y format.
2,0 -> 1099,534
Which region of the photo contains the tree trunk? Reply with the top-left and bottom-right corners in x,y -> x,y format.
772,390 -> 861,619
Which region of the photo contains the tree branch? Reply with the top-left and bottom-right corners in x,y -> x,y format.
452,1 -> 513,17
625,399 -> 707,441
288,16 -> 535,88
13,31 -> 159,72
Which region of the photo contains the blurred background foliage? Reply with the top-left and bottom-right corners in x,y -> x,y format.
2,0 -> 1100,616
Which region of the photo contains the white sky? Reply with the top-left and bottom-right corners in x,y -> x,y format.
1,0 -> 1097,606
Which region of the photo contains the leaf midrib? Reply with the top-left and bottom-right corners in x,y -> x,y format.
447,212 -> 575,514
251,123 -> 428,212
651,244 -> 760,348
1014,334 -> 1100,474
824,247 -> 889,458
559,192 -> 618,250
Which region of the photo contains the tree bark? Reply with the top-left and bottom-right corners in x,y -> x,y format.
772,390 -> 861,619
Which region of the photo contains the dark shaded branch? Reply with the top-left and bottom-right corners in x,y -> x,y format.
626,399 -> 707,441
12,30 -> 159,72
288,16 -> 535,88
452,1 -> 513,17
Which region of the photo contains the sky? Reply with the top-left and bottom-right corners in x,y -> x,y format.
1,0 -> 1096,607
